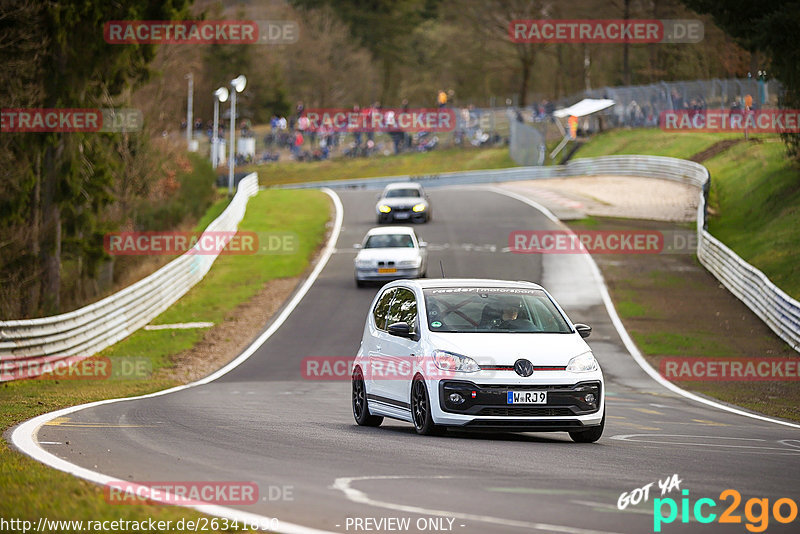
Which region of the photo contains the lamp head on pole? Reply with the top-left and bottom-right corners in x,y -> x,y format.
231,75 -> 247,93
214,87 -> 229,103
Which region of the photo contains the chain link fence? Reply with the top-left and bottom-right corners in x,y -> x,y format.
507,109 -> 546,166
556,77 -> 785,128
504,77 -> 785,163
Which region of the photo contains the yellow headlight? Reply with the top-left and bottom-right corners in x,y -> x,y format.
379,205 -> 391,213
412,203 -> 426,212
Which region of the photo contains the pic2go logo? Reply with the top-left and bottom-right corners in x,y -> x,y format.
653,489 -> 798,532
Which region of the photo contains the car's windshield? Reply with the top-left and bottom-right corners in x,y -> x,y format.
423,287 -> 572,333
384,188 -> 421,198
364,234 -> 415,248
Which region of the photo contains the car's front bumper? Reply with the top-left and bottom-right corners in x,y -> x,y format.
377,210 -> 427,222
427,373 -> 604,430
355,267 -> 421,281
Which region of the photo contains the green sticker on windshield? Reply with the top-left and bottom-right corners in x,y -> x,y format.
431,321 -> 442,328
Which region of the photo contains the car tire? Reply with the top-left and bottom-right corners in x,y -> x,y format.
569,413 -> 604,443
352,368 -> 383,427
411,376 -> 443,436
355,277 -> 366,288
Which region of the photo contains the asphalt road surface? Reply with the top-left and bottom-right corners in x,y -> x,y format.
35,188 -> 800,534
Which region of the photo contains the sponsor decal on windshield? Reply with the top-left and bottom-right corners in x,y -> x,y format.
427,287 -> 540,295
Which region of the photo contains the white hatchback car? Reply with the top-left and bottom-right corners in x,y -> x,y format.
354,227 -> 427,288
351,279 -> 604,442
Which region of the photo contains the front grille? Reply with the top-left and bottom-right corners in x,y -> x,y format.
477,384 -> 572,390
478,407 -> 573,416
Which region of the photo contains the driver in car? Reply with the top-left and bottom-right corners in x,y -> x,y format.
497,303 -> 534,331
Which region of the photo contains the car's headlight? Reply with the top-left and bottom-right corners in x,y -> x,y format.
412,203 -> 426,212
566,352 -> 599,373
354,259 -> 371,268
399,258 -> 421,267
433,350 -> 480,373
378,205 -> 392,213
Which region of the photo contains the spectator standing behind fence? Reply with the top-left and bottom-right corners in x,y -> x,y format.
352,104 -> 362,147
367,102 -> 379,143
292,130 -> 303,158
437,89 -> 447,108
568,115 -> 578,139
402,99 -> 412,149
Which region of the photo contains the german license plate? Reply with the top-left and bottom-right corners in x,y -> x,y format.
377,268 -> 397,273
507,391 -> 547,404
394,212 -> 410,219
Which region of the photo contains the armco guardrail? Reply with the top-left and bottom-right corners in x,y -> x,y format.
274,155 -> 710,192
0,173 -> 260,380
277,155 -> 800,352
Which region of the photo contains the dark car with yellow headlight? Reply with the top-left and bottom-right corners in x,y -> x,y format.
376,182 -> 431,224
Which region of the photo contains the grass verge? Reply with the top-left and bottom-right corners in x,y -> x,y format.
571,128 -> 743,159
248,146 -> 514,186
1,189 -> 330,532
567,216 -> 800,422
573,128 -> 800,299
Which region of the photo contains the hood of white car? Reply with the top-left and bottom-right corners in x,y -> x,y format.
425,331 -> 591,366
355,247 -> 421,263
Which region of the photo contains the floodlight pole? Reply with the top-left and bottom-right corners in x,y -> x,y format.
227,89 -> 237,196
185,73 -> 193,149
227,75 -> 246,197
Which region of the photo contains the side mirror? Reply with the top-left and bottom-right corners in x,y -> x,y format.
353,243 -> 362,249
387,322 -> 414,338
574,323 -> 592,339
419,241 -> 428,248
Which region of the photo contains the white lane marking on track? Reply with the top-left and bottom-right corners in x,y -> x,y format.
332,476 -> 625,534
11,188 -> 345,534
486,186 -> 800,431
611,434 -> 800,453
570,501 -> 653,516
779,439 -> 800,449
